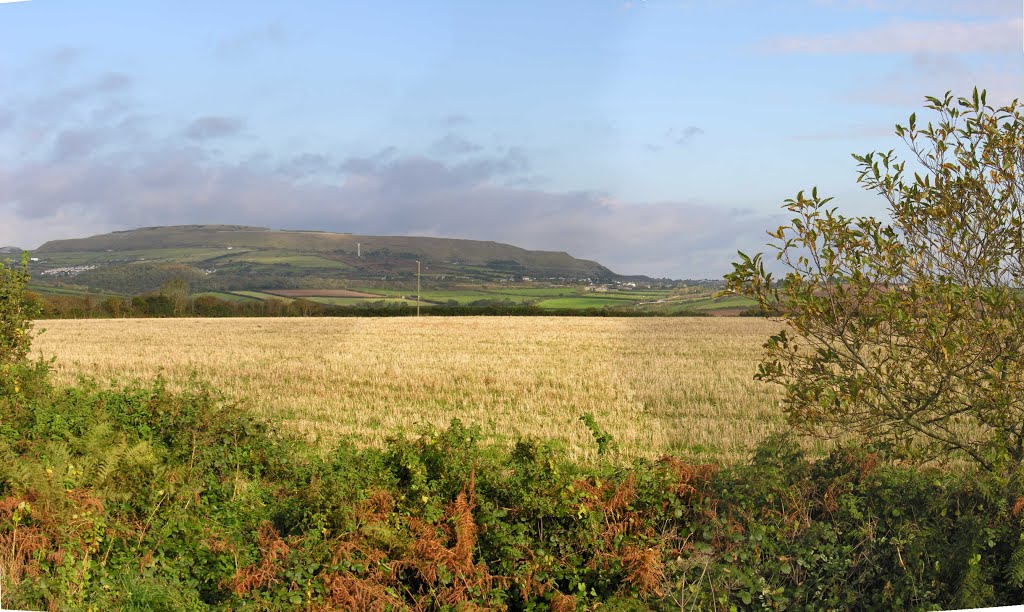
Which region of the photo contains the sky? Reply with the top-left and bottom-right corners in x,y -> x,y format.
0,1 -> 1020,278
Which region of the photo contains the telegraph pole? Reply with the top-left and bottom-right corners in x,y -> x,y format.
416,260 -> 421,317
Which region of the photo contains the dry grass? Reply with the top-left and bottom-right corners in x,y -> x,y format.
31,317 -> 784,462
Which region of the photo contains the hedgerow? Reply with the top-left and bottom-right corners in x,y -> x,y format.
4,379 -> 1024,609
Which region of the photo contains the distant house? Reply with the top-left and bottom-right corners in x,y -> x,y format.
29,257 -> 39,262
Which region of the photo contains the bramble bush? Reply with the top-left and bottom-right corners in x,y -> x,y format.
3,375 -> 1024,609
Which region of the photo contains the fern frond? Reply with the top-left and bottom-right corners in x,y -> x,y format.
1008,541 -> 1024,587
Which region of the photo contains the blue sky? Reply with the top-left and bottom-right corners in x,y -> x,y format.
0,0 -> 1020,277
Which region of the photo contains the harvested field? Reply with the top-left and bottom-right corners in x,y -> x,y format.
32,317 -> 785,462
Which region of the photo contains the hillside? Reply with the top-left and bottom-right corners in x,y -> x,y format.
30,225 -> 619,295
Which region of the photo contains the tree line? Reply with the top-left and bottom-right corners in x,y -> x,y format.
29,285 -> 704,319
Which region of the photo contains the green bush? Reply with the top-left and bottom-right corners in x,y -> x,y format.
727,90 -> 1024,473
0,254 -> 35,366
3,375 -> 1024,609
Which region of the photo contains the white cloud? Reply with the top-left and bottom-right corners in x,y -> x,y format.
842,53 -> 1024,107
183,116 -> 245,141
0,147 -> 779,278
809,0 -> 1018,18
0,52 -> 779,278
767,18 -> 1022,54
216,21 -> 289,57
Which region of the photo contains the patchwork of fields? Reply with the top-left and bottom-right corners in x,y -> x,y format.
185,285 -> 754,313
33,317 -> 784,462
24,230 -> 756,314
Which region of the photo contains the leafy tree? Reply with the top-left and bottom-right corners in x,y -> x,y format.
293,298 -> 323,317
726,89 -> 1024,473
160,276 -> 190,316
103,296 -> 126,317
0,253 -> 37,366
145,294 -> 176,317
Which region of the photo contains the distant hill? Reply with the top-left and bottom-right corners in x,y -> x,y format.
32,225 -> 620,294
0,246 -> 23,254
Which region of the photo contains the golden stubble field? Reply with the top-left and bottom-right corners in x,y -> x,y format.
32,317 -> 784,462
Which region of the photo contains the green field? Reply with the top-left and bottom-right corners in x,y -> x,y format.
446,291 -> 538,303
34,248 -> 354,272
536,296 -> 643,309
32,247 -> 349,271
419,292 -> 509,304
231,251 -> 351,269
354,288 -> 432,298
605,291 -> 673,300
189,284 -> 745,314
194,291 -> 260,302
31,274 -> 745,315
482,287 -> 581,297
307,296 -> 423,306
354,287 -> 561,304
571,293 -> 648,302
660,295 -> 755,312
32,247 -> 252,266
230,290 -> 294,302
27,284 -> 100,297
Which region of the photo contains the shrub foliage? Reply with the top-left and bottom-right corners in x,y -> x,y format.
3,374 -> 1024,609
726,90 -> 1024,473
0,254 -> 36,367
